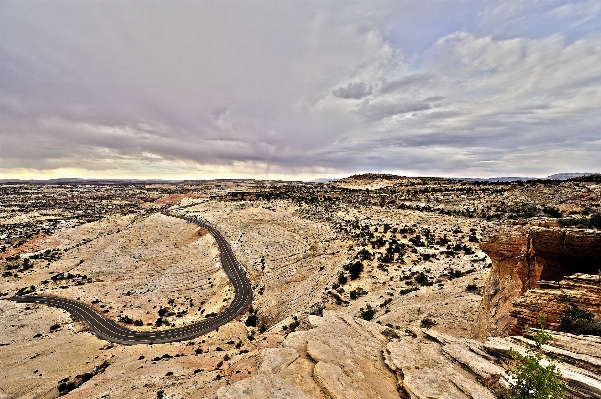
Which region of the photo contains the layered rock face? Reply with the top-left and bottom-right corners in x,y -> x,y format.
474,227 -> 601,339
217,311 -> 601,399
511,274 -> 601,335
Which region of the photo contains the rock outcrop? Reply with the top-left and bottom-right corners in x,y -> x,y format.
484,332 -> 601,398
511,274 -> 601,335
474,227 -> 601,338
218,310 -> 601,399
217,311 -> 400,399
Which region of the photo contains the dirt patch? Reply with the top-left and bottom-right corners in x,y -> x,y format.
0,236 -> 60,259
153,194 -> 198,206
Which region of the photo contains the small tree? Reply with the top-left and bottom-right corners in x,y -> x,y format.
505,314 -> 565,399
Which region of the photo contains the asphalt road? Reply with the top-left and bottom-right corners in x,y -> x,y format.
4,212 -> 253,345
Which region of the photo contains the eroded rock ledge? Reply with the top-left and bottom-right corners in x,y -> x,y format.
474,227 -> 601,338
216,311 -> 601,399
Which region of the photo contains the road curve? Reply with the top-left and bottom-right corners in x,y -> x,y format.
4,212 -> 253,345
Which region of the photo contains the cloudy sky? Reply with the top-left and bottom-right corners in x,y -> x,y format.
2,1 -> 601,180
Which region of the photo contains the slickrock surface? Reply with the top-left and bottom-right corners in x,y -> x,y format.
475,227 -> 601,338
386,329 -> 503,399
217,313 -> 601,399
217,311 -> 399,399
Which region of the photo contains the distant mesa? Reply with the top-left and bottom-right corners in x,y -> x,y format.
456,172 -> 596,183
0,172 -> 597,185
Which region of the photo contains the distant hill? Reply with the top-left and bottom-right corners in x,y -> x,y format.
547,173 -> 594,180
0,178 -> 184,184
568,173 -> 601,182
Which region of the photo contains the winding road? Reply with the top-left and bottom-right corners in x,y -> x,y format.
4,212 -> 253,345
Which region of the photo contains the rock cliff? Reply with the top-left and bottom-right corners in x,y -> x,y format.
511,274 -> 601,335
474,227 -> 601,339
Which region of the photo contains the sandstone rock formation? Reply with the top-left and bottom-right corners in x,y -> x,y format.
217,310 -> 601,399
484,332 -> 601,398
475,227 -> 601,338
511,274 -> 601,335
217,311 -> 400,399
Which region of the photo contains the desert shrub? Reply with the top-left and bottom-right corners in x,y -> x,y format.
543,207 -> 562,218
359,304 -> 375,321
558,303 -> 600,336
448,269 -> 462,279
557,217 -> 588,227
409,235 -> 426,247
245,314 -> 258,327
349,287 -> 367,300
347,261 -> 364,280
504,314 -> 565,399
520,204 -> 540,218
399,287 -> 419,296
50,323 -> 60,331
379,298 -> 392,308
338,272 -> 348,285
420,317 -> 436,328
414,272 -> 433,286
379,252 -> 395,263
288,320 -> 300,332
381,327 -> 400,339
118,315 -> 134,324
356,248 -> 374,260
589,213 -> 601,229
466,283 -> 479,293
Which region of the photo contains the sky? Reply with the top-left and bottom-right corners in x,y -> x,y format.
1,0 -> 601,180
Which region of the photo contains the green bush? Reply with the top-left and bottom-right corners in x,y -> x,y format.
557,217 -> 588,227
399,286 -> 419,296
589,213 -> 601,229
420,317 -> 436,328
504,314 -> 565,399
414,272 -> 433,286
558,302 -> 601,336
359,304 -> 375,321
245,314 -> 258,327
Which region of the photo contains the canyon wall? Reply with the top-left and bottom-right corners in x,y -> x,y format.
474,227 -> 601,339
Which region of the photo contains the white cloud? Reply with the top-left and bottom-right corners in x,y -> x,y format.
1,1 -> 601,179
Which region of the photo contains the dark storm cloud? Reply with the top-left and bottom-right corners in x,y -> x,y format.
332,82 -> 373,99
1,1 -> 601,179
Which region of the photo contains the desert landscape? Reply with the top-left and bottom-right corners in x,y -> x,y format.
1,174 -> 601,398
